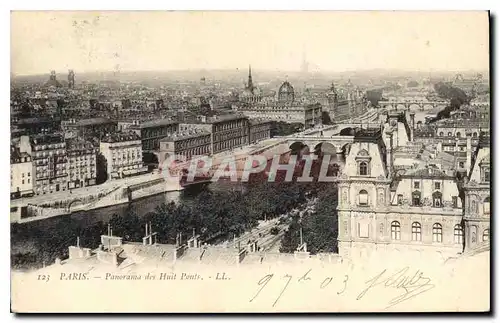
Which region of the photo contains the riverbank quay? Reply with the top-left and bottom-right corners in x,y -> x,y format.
10,171 -> 172,224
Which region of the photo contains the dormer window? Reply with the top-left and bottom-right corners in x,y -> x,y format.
359,162 -> 368,176
356,149 -> 371,176
483,168 -> 490,183
479,156 -> 490,183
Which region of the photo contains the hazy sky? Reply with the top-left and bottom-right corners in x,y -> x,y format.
11,11 -> 489,75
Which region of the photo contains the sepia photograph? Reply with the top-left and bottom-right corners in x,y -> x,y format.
9,10 -> 491,313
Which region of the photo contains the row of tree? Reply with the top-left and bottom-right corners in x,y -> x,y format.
11,179 -> 310,269
428,82 -> 470,123
279,183 -> 338,254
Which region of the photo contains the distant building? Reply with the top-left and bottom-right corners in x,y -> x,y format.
66,138 -> 97,189
326,81 -> 368,122
62,117 -> 118,139
99,132 -> 148,180
233,67 -> 322,129
68,70 -> 75,89
180,114 -> 250,154
133,118 -> 179,152
44,70 -> 63,88
14,116 -> 61,137
159,130 -> 212,165
10,145 -> 33,199
24,133 -> 69,195
249,119 -> 272,144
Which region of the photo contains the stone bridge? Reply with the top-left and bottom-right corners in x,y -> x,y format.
379,99 -> 448,111
283,135 -> 355,154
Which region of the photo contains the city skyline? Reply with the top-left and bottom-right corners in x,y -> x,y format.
11,11 -> 489,76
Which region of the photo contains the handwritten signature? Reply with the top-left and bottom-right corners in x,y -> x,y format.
356,267 -> 435,309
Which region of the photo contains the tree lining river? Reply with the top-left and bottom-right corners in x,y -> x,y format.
11,182 -> 233,269
12,160 -> 338,270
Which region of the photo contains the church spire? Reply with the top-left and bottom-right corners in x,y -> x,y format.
330,81 -> 336,92
247,65 -> 254,93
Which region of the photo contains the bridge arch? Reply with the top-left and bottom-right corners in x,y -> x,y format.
339,127 -> 357,136
289,141 -> 310,156
313,142 -> 337,156
67,199 -> 85,213
408,103 -> 421,111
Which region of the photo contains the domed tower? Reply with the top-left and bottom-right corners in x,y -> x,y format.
278,81 -> 295,103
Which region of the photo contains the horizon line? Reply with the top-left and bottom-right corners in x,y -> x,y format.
12,67 -> 489,78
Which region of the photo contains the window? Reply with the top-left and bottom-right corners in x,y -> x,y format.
22,180 -> 24,184
27,179 -> 30,184
454,224 -> 464,244
22,173 -> 25,178
397,194 -> 403,205
483,168 -> 490,183
448,132 -> 452,137
28,172 -> 30,177
459,162 -> 465,168
434,182 -> 441,190
452,196 -> 458,208
473,132 -> 478,138
358,223 -> 369,238
412,222 -> 422,241
359,162 -> 368,176
414,181 -> 420,189
484,196 -> 490,215
439,132 -> 444,136
471,200 -> 478,213
483,229 -> 490,242
433,191 -> 442,208
456,132 -> 461,138
358,190 -> 368,206
432,223 -> 443,243
412,191 -> 421,206
331,164 -> 340,177
391,221 -> 401,240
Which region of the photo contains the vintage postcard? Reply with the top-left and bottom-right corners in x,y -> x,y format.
10,11 -> 490,313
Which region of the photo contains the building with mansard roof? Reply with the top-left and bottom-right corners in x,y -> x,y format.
325,81 -> 368,122
336,125 -> 470,261
462,135 -> 490,251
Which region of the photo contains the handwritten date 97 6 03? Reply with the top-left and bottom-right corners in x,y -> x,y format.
249,267 -> 434,310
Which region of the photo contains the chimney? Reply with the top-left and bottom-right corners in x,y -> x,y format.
19,135 -> 32,154
409,112 -> 415,141
466,131 -> 472,175
385,128 -> 394,178
149,222 -> 153,245
436,142 -> 442,153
